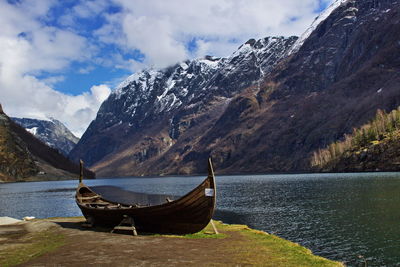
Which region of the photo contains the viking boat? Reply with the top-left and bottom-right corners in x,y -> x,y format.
75,159 -> 216,234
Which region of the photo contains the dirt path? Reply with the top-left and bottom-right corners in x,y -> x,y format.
0,218 -> 343,267
17,218 -> 243,267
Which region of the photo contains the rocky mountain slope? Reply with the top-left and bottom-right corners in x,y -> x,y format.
322,133 -> 400,172
202,0 -> 400,173
70,36 -> 298,175
0,104 -> 94,182
72,0 -> 400,176
0,104 -> 38,181
12,117 -> 79,156
312,107 -> 400,172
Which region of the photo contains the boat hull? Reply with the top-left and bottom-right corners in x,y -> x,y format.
76,159 -> 216,234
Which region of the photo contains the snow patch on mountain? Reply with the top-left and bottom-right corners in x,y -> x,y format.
115,69 -> 159,100
27,127 -> 38,135
196,57 -> 221,69
288,0 -> 350,55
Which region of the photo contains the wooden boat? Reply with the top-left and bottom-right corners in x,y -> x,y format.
75,159 -> 216,234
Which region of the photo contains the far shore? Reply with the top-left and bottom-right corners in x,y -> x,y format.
2,169 -> 400,184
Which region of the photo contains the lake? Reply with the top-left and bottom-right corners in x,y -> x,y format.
1,172 -> 399,266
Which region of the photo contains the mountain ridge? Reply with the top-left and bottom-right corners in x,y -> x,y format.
12,117 -> 79,156
72,0 -> 400,176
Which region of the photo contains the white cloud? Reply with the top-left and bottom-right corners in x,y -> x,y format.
0,75 -> 111,137
78,65 -> 95,74
99,0 -> 335,64
41,75 -> 65,86
0,0 -> 109,137
90,84 -> 112,103
121,14 -> 188,68
73,0 -> 109,19
59,84 -> 111,136
59,0 -> 110,27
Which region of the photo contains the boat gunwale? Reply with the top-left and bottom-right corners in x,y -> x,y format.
75,160 -> 216,212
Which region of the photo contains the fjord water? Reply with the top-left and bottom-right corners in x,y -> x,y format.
1,173 -> 399,266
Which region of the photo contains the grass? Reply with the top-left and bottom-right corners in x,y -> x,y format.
217,222 -> 343,267
0,230 -> 65,267
164,221 -> 342,266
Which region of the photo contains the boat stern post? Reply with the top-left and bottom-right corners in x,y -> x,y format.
208,157 -> 215,179
208,157 -> 216,189
207,157 -> 218,234
79,159 -> 84,183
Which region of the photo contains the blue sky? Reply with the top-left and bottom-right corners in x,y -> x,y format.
53,0 -> 332,95
0,0 -> 334,136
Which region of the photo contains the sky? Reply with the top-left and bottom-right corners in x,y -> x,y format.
0,0 -> 334,137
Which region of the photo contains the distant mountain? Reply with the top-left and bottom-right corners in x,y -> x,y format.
72,0 -> 400,176
0,104 -> 94,182
12,117 -> 79,156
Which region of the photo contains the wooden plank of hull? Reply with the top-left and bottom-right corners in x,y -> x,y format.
76,159 -> 217,234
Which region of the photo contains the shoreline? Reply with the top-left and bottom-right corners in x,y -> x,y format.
0,217 -> 343,266
2,170 -> 400,184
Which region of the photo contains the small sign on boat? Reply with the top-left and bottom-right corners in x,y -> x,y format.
205,188 -> 214,197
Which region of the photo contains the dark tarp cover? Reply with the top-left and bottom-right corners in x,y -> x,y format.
90,186 -> 177,206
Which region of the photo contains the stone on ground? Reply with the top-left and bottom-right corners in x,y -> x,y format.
0,217 -> 21,225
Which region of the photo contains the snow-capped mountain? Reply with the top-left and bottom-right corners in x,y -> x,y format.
0,105 -> 94,182
101,36 -> 296,127
72,0 -> 400,176
12,117 -> 79,156
70,36 -> 297,173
